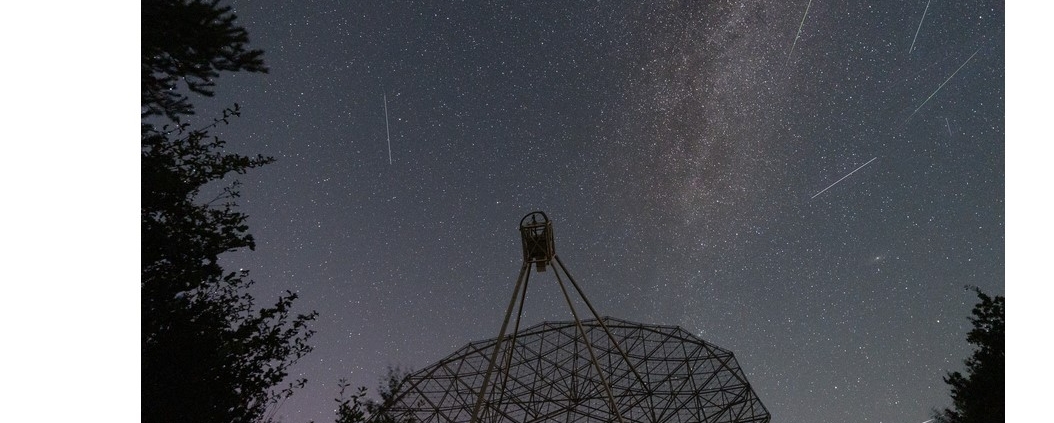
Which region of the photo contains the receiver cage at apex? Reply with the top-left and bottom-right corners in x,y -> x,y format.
379,211 -> 771,423
470,211 -> 648,423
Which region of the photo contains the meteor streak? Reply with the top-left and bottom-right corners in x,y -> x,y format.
811,157 -> 878,199
384,93 -> 392,165
909,0 -> 931,54
905,46 -> 982,123
787,0 -> 813,62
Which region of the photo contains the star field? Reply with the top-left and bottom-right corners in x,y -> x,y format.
191,1 -> 1004,422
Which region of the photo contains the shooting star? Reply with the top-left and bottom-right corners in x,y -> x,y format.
946,117 -> 952,136
909,0 -> 931,54
787,0 -> 813,62
905,46 -> 982,123
383,93 -> 392,165
811,157 -> 878,199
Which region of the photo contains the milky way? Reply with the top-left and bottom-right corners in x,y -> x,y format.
197,1 -> 1004,421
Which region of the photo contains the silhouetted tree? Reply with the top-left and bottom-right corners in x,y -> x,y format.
330,369 -> 415,423
333,381 -> 370,423
935,287 -> 1004,423
141,1 -> 316,422
142,0 -> 266,122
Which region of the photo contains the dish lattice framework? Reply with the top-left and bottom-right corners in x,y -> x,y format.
385,316 -> 770,423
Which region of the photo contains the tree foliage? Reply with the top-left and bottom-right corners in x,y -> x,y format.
330,369 -> 415,423
141,1 -> 316,422
142,0 -> 266,122
935,287 -> 1005,423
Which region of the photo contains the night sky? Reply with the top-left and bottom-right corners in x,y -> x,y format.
187,1 -> 1004,422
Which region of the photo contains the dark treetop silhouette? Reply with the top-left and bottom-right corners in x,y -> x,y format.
141,1 -> 316,422
934,288 -> 1004,423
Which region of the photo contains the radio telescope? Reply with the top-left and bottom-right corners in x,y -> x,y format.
379,212 -> 770,423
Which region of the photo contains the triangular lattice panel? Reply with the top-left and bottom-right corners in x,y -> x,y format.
386,317 -> 769,423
